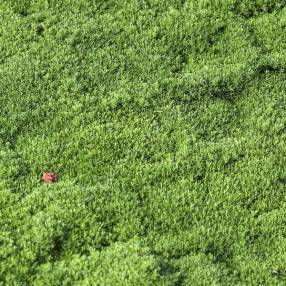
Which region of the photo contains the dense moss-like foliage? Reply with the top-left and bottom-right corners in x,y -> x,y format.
233,0 -> 286,17
1,0 -> 286,285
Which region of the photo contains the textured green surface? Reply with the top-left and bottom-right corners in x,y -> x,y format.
1,1 -> 286,285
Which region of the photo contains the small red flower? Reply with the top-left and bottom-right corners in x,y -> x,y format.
42,172 -> 57,183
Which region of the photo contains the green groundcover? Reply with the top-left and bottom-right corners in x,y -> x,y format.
1,1 -> 286,285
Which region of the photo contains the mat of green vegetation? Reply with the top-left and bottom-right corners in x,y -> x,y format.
1,0 -> 286,285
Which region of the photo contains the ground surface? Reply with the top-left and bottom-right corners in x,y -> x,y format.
1,1 -> 286,285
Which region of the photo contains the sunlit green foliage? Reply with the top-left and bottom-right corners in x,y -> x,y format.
1,0 -> 286,285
